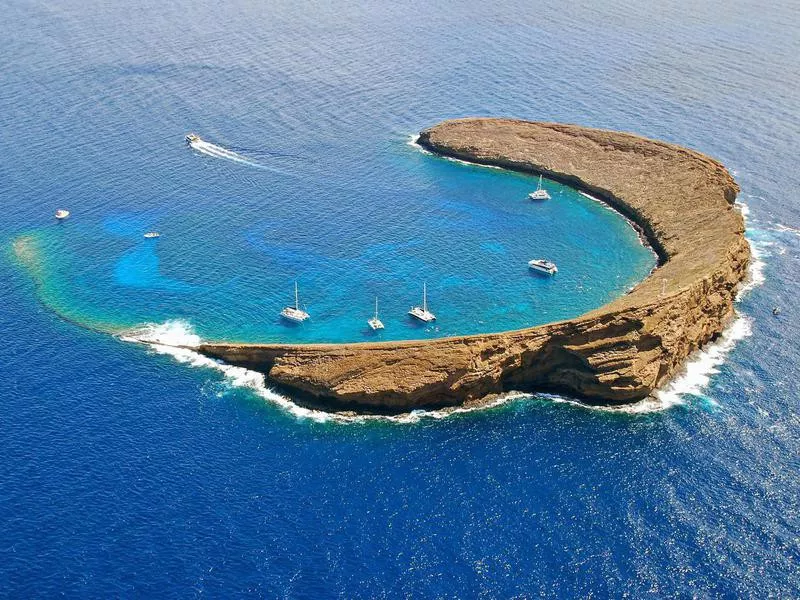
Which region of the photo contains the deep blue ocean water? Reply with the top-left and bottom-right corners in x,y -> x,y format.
2,0 -> 799,597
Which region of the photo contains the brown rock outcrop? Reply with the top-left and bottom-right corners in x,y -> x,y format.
198,118 -> 750,411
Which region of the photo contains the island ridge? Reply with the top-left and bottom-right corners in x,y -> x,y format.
197,118 -> 750,412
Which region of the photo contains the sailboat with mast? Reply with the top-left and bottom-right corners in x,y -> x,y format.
368,296 -> 384,330
408,283 -> 436,322
528,174 -> 551,200
280,281 -> 310,322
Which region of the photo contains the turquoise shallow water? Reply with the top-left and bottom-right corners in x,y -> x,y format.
2,0 -> 800,597
11,129 -> 652,343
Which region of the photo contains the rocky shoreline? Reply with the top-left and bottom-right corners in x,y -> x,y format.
198,118 -> 750,412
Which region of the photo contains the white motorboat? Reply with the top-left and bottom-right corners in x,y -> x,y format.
368,296 -> 384,330
408,283 -> 436,322
55,209 -> 70,220
143,232 -> 161,239
528,259 -> 558,275
280,282 -> 310,322
528,175 -> 551,200
185,133 -> 201,145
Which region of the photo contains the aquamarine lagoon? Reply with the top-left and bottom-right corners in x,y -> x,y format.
13,136 -> 654,343
3,0 -> 800,596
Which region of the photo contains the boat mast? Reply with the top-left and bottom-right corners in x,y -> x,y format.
538,174 -> 543,190
375,296 -> 379,320
423,283 -> 427,312
294,282 -> 299,310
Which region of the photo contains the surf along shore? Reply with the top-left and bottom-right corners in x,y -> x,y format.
197,118 -> 750,413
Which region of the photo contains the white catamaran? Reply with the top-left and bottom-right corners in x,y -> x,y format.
408,283 -> 436,322
280,282 -> 310,322
368,296 -> 384,330
528,175 -> 551,200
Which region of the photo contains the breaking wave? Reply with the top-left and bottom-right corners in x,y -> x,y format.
406,134 -> 502,169
118,320 -> 523,424
652,316 -> 753,408
642,200 -> 763,411
736,201 -> 767,296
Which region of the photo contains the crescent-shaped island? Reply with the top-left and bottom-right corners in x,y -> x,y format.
197,118 -> 750,412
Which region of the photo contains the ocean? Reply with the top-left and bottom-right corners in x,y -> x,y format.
1,0 -> 799,596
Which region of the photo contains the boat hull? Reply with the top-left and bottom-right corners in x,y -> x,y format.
281,308 -> 309,323
408,308 -> 436,322
528,261 -> 557,275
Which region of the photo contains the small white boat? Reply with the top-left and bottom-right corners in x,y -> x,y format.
55,209 -> 70,220
368,297 -> 384,330
529,259 -> 558,275
409,283 -> 436,322
185,133 -> 200,145
143,232 -> 161,239
528,175 -> 551,200
281,281 -> 310,323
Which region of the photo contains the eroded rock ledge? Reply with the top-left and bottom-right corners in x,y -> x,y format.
198,118 -> 750,411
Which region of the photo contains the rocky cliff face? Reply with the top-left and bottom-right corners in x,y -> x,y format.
199,119 -> 750,411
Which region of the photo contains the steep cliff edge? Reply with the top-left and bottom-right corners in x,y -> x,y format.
198,118 -> 750,411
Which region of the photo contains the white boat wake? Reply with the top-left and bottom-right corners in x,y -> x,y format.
188,136 -> 290,175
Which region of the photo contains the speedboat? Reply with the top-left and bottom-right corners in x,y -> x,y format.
408,283 -> 436,322
528,175 -> 551,200
185,133 -> 200,145
528,259 -> 558,275
281,282 -> 310,322
368,297 -> 384,330
143,232 -> 161,239
55,209 -> 70,220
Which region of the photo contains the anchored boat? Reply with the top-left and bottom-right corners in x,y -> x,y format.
143,232 -> 161,239
408,283 -> 436,322
528,259 -> 558,275
280,282 -> 310,323
55,209 -> 70,220
368,296 -> 384,330
528,175 -> 551,200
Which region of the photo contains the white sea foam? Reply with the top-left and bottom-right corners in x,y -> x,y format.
406,134 -> 502,169
120,319 -> 202,347
652,315 -> 753,408
119,320 -> 340,422
541,393 -> 680,414
734,200 -> 770,299
119,320 -> 526,424
737,233 -> 766,297
643,200 -> 763,410
579,190 -> 609,207
737,201 -> 750,218
406,134 -> 431,154
773,222 -> 800,237
535,313 -> 754,414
